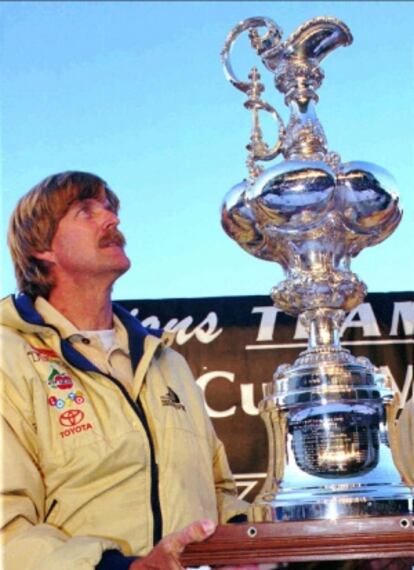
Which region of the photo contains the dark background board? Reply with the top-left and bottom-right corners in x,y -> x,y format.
118,293 -> 414,501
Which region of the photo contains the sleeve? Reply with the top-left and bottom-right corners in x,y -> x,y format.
0,369 -> 124,570
209,429 -> 250,524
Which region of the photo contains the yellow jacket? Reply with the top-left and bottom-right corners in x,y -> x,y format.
0,294 -> 247,570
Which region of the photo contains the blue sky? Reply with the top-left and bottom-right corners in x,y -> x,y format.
1,1 -> 413,301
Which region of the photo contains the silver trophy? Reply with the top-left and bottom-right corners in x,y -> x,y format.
221,16 -> 413,521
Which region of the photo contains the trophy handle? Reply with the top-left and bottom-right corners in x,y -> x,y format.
221,16 -> 283,94
221,18 -> 286,167
244,68 -> 285,163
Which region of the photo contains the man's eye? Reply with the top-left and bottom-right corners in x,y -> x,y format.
78,204 -> 92,217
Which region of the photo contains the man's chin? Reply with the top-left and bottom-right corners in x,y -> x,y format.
101,253 -> 131,283
116,257 -> 132,276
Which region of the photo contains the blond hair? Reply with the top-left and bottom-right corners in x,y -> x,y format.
8,171 -> 120,299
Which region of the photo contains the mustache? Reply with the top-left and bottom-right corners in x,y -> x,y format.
98,227 -> 127,248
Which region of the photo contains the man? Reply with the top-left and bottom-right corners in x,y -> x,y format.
0,171 -> 252,570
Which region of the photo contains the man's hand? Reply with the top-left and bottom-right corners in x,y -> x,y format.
128,518 -> 277,570
129,518 -> 217,569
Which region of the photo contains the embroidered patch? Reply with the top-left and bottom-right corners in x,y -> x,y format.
27,345 -> 60,362
161,387 -> 186,411
48,391 -> 85,410
48,368 -> 74,390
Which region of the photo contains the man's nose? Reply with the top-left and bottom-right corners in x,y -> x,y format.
101,207 -> 120,228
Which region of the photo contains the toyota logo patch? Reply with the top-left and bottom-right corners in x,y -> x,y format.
59,409 -> 84,427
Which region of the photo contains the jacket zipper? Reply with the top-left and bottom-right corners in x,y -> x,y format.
104,373 -> 163,546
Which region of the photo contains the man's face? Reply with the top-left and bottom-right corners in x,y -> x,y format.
38,196 -> 131,287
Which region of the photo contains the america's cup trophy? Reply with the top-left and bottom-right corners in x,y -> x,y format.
221,17 -> 414,521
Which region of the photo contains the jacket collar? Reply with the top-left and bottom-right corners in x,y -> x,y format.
113,302 -> 162,372
12,294 -> 163,375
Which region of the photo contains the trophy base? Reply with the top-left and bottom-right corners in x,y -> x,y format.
250,483 -> 414,521
180,516 -> 414,567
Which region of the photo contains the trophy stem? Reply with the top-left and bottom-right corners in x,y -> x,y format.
301,307 -> 343,351
282,100 -> 328,162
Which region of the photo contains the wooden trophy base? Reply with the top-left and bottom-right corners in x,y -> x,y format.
180,516 -> 414,567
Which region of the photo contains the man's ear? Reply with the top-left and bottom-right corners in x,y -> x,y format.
34,250 -> 56,264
